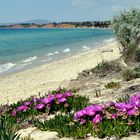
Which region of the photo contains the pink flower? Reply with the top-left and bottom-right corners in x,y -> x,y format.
63,92 -> 73,98
92,114 -> 102,124
75,110 -> 85,118
24,101 -> 31,106
33,97 -> 38,103
17,105 -> 28,111
127,109 -> 137,116
34,104 -> 45,110
56,94 -> 63,99
48,94 -> 55,100
58,98 -> 67,103
41,98 -> 51,104
112,114 -> 117,119
12,110 -> 17,117
85,108 -> 96,116
80,119 -> 86,124
130,94 -> 140,108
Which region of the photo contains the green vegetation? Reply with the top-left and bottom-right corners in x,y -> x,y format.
0,115 -> 20,140
0,87 -> 140,139
35,93 -> 140,139
134,48 -> 140,62
122,66 -> 140,81
91,61 -> 121,76
35,114 -> 93,139
116,94 -> 130,103
112,9 -> 140,62
105,81 -> 121,89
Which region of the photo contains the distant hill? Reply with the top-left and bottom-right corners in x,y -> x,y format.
0,21 -> 111,28
0,19 -> 51,25
24,19 -> 51,24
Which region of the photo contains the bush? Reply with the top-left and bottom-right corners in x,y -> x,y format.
105,81 -> 121,89
122,67 -> 140,81
134,48 -> 140,62
112,9 -> 140,62
91,61 -> 121,76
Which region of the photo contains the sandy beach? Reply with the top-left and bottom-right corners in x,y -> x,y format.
0,41 -> 121,105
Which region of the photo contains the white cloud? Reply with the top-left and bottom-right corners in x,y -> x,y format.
72,0 -> 95,7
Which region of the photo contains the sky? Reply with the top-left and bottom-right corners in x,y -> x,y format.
0,0 -> 140,23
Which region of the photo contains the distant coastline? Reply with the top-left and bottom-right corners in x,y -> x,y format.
0,21 -> 111,29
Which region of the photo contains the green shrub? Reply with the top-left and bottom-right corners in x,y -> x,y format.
112,9 -> 140,62
134,48 -> 140,62
105,81 -> 121,89
122,68 -> 140,81
0,115 -> 20,140
35,114 -> 93,139
91,61 -> 121,76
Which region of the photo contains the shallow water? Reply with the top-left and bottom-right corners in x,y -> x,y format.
0,28 -> 115,76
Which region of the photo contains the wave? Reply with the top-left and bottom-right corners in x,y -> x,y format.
103,37 -> 115,43
63,48 -> 70,53
0,63 -> 16,73
22,56 -> 37,63
82,46 -> 90,51
54,51 -> 59,54
47,53 -> 54,56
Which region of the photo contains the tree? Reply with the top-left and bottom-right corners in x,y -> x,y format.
112,9 -> 140,62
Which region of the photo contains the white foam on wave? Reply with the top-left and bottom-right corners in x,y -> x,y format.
0,63 -> 16,73
103,37 -> 115,43
82,46 -> 90,51
47,53 -> 54,56
54,51 -> 59,54
22,56 -> 37,63
63,48 -> 70,53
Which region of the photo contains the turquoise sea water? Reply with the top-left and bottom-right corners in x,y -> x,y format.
0,28 -> 115,76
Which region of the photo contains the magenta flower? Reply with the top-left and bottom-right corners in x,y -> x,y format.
92,104 -> 103,112
12,110 -> 17,117
63,92 -> 73,98
85,108 -> 96,116
24,101 -> 31,106
125,103 -> 133,110
48,95 -> 55,101
58,98 -> 67,103
92,114 -> 102,124
112,114 -> 117,119
130,97 -> 140,108
34,104 -> 45,110
75,110 -> 85,118
56,94 -> 63,99
80,119 -> 86,124
17,105 -> 28,111
115,103 -> 128,111
73,115 -> 78,122
33,97 -> 38,103
41,98 -> 51,104
127,109 -> 137,116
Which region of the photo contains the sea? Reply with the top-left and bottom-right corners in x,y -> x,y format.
0,28 -> 115,76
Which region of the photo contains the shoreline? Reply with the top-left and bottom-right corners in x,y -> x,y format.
0,37 -> 115,78
0,41 -> 121,105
